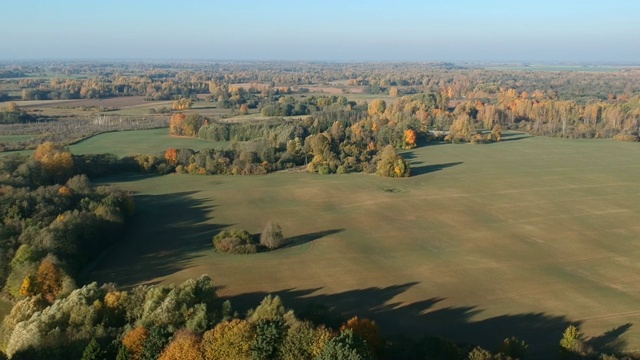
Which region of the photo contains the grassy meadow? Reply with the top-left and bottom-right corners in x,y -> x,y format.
68,128 -> 228,156
86,132 -> 640,355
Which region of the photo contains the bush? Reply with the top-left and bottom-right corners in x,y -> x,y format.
613,133 -> 639,142
213,229 -> 257,254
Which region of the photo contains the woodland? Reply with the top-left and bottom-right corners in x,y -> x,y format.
0,61 -> 639,359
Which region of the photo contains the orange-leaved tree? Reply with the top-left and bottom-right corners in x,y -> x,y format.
159,329 -> 203,360
34,142 -> 74,183
403,129 -> 417,149
122,326 -> 149,360
341,316 -> 383,358
164,148 -> 178,165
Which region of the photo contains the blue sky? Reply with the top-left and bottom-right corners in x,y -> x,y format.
1,0 -> 638,62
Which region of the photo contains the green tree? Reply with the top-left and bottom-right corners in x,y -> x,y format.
315,329 -> 373,360
250,318 -> 286,360
81,338 -> 105,360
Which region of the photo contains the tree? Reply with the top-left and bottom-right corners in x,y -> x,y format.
35,257 -> 63,303
81,338 -> 105,360
315,329 -> 373,360
250,318 -> 287,360
403,129 -> 416,149
340,317 -> 383,358
559,325 -> 592,359
169,113 -> 187,136
164,149 -> 178,165
260,221 -> 285,250
376,145 -> 410,178
19,275 -> 36,297
201,319 -> 255,360
122,326 -> 149,360
368,99 -> 386,117
34,142 -> 74,183
172,98 -> 192,110
447,114 -> 476,143
159,330 -> 203,360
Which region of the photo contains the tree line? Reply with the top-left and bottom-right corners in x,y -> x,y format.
0,275 -> 632,359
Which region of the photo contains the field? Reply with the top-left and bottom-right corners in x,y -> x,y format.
68,128 -> 227,156
87,133 -> 640,356
0,299 -> 11,322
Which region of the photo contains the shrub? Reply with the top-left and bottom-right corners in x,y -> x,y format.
213,229 -> 257,254
613,133 -> 639,142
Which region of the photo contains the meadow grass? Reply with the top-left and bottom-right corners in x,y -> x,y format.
0,298 -> 12,322
69,128 -> 229,156
85,134 -> 640,355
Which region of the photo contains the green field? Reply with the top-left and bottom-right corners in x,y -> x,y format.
69,128 -> 228,156
0,134 -> 39,143
88,134 -> 640,356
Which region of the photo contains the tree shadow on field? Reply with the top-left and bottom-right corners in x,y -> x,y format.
85,191 -> 228,288
410,161 -> 463,176
282,229 -> 345,249
588,323 -> 632,355
494,132 -> 533,143
224,282 -> 631,358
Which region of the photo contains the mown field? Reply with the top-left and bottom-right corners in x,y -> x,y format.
68,128 -> 228,156
84,133 -> 640,356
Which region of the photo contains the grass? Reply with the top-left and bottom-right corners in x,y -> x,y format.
69,128 -> 229,156
0,298 -> 12,322
0,134 -> 39,143
87,134 -> 640,356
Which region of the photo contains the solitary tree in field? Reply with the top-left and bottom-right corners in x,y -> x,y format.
260,221 -> 285,250
376,145 -> 410,178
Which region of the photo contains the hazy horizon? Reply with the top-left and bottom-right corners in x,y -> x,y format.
1,0 -> 638,62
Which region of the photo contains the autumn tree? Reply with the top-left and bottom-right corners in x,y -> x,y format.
403,129 -> 417,149
164,148 -> 178,165
122,326 -> 149,360
260,221 -> 285,250
341,316 -> 383,358
389,87 -> 399,97
159,330 -> 203,360
169,113 -> 187,136
172,98 -> 193,110
201,319 -> 255,360
446,114 -> 476,143
491,124 -> 502,142
368,99 -> 386,117
34,141 -> 74,183
35,257 -> 63,303
376,145 -> 410,178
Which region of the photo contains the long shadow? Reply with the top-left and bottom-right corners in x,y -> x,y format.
496,132 -> 533,143
86,191 -> 228,288
589,323 -> 632,355
410,161 -> 463,176
282,229 -> 345,248
225,284 -> 632,358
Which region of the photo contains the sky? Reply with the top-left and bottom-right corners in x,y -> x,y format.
1,0 -> 639,62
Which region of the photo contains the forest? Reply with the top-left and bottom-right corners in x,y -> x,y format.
1,61 -> 640,359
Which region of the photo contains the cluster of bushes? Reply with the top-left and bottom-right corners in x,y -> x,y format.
212,222 -> 285,254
